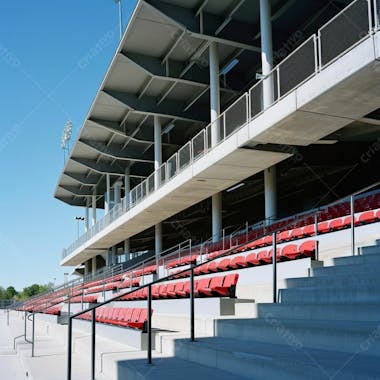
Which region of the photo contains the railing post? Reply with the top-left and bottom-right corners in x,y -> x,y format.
91,309 -> 96,380
147,285 -> 152,364
190,265 -> 195,341
24,311 -> 27,340
7,308 -> 9,326
367,0 -> 373,32
351,195 -> 356,256
374,0 -> 379,30
314,212 -> 319,237
272,232 -> 277,303
67,317 -> 72,380
276,67 -> 281,100
31,313 -> 35,357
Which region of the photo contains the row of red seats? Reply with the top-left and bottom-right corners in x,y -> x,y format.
65,295 -> 98,304
121,274 -> 239,301
166,254 -> 198,269
172,241 -> 316,278
78,307 -> 152,332
43,306 -> 62,316
132,265 -> 157,277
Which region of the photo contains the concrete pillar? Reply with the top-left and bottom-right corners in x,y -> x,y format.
114,180 -> 122,205
85,202 -> 89,232
155,222 -> 163,255
91,256 -> 97,274
105,174 -> 111,214
125,167 -> 130,208
84,260 -> 91,277
209,42 -> 221,146
92,191 -> 97,227
264,166 -> 277,223
154,115 -> 163,255
209,42 -> 223,242
260,0 -> 277,223
124,238 -> 131,261
260,0 -> 274,108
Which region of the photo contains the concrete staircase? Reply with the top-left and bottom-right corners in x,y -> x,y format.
159,241 -> 380,379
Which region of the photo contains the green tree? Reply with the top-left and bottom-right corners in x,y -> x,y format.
5,286 -> 17,299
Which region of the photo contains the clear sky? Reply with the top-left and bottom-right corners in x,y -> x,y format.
0,0 -> 137,290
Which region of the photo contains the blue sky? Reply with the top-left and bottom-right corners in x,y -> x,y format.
0,0 -> 136,290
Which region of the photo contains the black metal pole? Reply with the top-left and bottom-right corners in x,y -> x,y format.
147,284 -> 152,364
91,309 -> 96,380
351,195 -> 355,256
272,232 -> 277,303
24,311 -> 27,340
7,308 -> 9,326
32,313 -> 35,357
67,318 -> 72,380
190,265 -> 195,341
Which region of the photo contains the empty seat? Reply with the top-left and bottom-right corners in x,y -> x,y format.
229,255 -> 247,269
207,261 -> 219,273
329,218 -> 344,231
277,230 -> 291,243
303,224 -> 316,236
281,244 -> 299,260
359,210 -> 378,224
318,221 -> 330,234
299,241 -> 317,257
245,252 -> 260,266
290,227 -> 304,240
216,258 -> 231,271
198,276 -> 224,297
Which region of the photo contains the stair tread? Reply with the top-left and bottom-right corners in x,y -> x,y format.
176,336 -> 379,376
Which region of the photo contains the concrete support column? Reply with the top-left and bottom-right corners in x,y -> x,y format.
105,174 -> 111,214
209,42 -> 222,242
84,260 -> 91,277
209,42 -> 221,146
85,202 -> 89,232
260,0 -> 274,108
124,238 -> 131,261
114,180 -> 122,205
125,167 -> 131,208
154,115 -> 163,255
91,256 -> 97,274
260,0 -> 277,223
155,223 -> 163,255
264,166 -> 277,223
92,191 -> 97,227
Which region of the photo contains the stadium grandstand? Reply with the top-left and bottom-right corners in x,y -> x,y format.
3,0 -> 380,379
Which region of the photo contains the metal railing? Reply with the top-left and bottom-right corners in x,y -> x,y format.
65,178 -> 380,380
60,0 -> 377,261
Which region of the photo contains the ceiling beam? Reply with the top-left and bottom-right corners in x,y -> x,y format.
79,139 -> 155,163
63,172 -> 100,186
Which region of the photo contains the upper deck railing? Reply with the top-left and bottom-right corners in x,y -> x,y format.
62,0 -> 378,261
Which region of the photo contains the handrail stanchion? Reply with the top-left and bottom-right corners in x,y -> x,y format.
314,212 -> 319,237
147,284 -> 152,364
272,232 -> 277,303
67,317 -> 73,380
7,308 -> 9,326
351,195 -> 356,256
91,308 -> 96,380
24,311 -> 27,340
190,264 -> 195,341
31,313 -> 35,357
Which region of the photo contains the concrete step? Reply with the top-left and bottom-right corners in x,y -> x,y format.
311,262 -> 378,277
285,272 -> 380,289
327,252 -> 380,267
360,245 -> 380,255
214,318 -> 380,356
255,302 -> 380,322
162,335 -> 379,380
280,286 -> 380,304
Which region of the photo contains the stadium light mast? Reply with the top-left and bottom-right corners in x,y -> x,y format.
114,0 -> 123,39
61,120 -> 73,164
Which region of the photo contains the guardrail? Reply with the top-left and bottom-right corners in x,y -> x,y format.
60,0 -> 378,261
65,178 -> 380,380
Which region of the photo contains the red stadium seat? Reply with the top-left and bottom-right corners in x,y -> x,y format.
245,252 -> 260,266
329,218 -> 344,231
198,276 -> 224,297
303,224 -> 316,237
277,230 -> 291,243
216,258 -> 231,271
359,210 -> 378,224
282,244 -> 299,260
212,274 -> 239,297
318,221 -> 330,234
257,250 -> 271,264
208,261 -> 219,273
229,255 -> 247,269
299,241 -> 317,257
290,228 -> 304,240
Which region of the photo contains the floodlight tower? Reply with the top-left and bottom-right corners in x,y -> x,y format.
114,0 -> 123,39
61,120 -> 73,164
